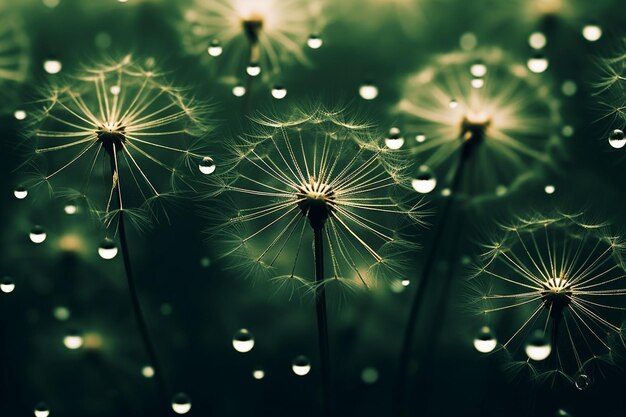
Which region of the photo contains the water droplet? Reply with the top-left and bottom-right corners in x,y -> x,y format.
142,365 -> 155,378
575,373 -> 590,390
524,330 -> 551,361
449,99 -> 459,109
30,226 -> 47,244
246,63 -> 261,77
473,326 -> 497,353
527,54 -> 549,73
401,279 -> 410,287
385,127 -> 404,149
64,202 -> 77,215
232,329 -> 254,353
271,85 -> 287,100
252,368 -> 265,380
207,39 -> 223,56
359,83 -> 378,100
34,402 -> 50,417
98,238 -> 118,260
529,31 -> 547,49
608,129 -> 625,149
43,59 -> 62,74
171,392 -> 192,415
1,277 -> 15,294
14,186 -> 28,200
561,80 -> 577,96
307,34 -> 323,49
292,355 -> 311,376
199,156 -> 216,174
109,85 -> 121,96
471,78 -> 484,89
53,306 -> 70,321
415,133 -> 426,143
232,85 -> 246,97
63,331 -> 83,350
411,166 -> 437,194
14,110 -> 27,120
470,62 -> 487,78
582,24 -> 602,42
361,367 -> 379,384
544,185 -> 556,194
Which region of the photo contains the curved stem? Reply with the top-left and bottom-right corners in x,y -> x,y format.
314,226 -> 331,416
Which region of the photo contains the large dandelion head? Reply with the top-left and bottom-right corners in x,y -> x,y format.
395,48 -> 560,199
181,0 -> 324,90
24,55 -> 213,231
207,107 -> 423,291
596,41 -> 626,150
470,213 -> 626,385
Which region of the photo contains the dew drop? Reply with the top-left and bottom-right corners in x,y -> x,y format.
1,276 -> 15,294
307,34 -> 323,49
142,365 -> 155,378
529,31 -> 547,49
292,355 -> 311,376
64,202 -> 77,215
30,226 -> 47,244
448,99 -> 459,109
232,328 -> 255,353
252,368 -> 265,380
171,392 -> 191,415
544,185 -> 556,194
359,83 -> 378,100
471,78 -> 484,89
43,59 -> 62,74
470,62 -> 487,78
411,166 -> 437,194
232,85 -> 246,97
63,331 -> 83,350
271,85 -> 287,100
473,326 -> 497,353
53,306 -> 70,321
415,133 -> 426,143
34,402 -> 50,417
14,185 -> 28,200
524,330 -> 551,361
14,110 -> 27,120
361,367 -> 379,384
582,24 -> 602,42
401,279 -> 410,287
98,238 -> 118,260
199,156 -> 216,174
246,63 -> 261,77
575,373 -> 590,390
385,127 -> 404,149
527,54 -> 549,73
608,129 -> 625,149
207,39 -> 223,56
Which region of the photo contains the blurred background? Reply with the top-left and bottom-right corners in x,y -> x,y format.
1,0 -> 626,416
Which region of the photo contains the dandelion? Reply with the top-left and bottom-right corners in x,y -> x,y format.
207,106 -> 423,413
181,0 -> 325,93
595,41 -> 626,150
470,213 -> 626,385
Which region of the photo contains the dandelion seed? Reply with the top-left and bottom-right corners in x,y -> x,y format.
471,213 -> 626,380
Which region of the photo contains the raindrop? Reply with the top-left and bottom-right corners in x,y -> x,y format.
98,238 -> 118,260
14,186 -> 28,200
527,54 -> 549,73
470,62 -> 487,77
473,326 -> 497,353
246,63 -> 261,77
415,133 -> 426,143
359,83 -> 378,100
30,226 -> 47,244
401,279 -> 410,287
1,277 -> 15,294
199,156 -> 216,174
63,331 -> 83,350
232,85 -> 246,97
575,374 -> 590,390
110,85 -> 121,95
207,39 -> 223,56
385,127 -> 404,149
14,110 -> 27,120
271,85 -> 287,100
582,24 -> 602,42
252,368 -> 265,380
232,328 -> 255,353
43,59 -> 62,74
544,185 -> 556,194
64,202 -> 77,215
34,402 -> 50,417
471,78 -> 484,89
448,99 -> 459,109
361,367 -> 379,384
411,166 -> 437,194
529,31 -> 547,49
307,34 -> 323,49
608,129 -> 625,149
171,393 -> 192,415
524,330 -> 551,361
142,365 -> 155,378
292,355 -> 311,376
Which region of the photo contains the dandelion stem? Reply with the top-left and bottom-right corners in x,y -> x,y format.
393,141 -> 472,417
109,154 -> 170,413
314,226 -> 332,416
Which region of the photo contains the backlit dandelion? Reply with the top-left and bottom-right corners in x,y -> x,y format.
181,0 -> 325,92
396,48 -> 560,198
208,107 -> 423,413
470,213 -> 626,384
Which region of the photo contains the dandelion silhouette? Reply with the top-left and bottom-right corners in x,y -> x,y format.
208,107 -> 423,413
23,55 -> 213,410
181,0 -> 324,96
470,213 -> 626,385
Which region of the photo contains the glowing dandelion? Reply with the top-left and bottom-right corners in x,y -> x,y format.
181,0 -> 325,92
471,213 -> 626,383
396,48 -> 560,198
208,107 -> 422,413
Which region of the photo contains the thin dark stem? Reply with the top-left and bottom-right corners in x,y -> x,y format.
393,144 -> 471,417
314,226 -> 331,417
